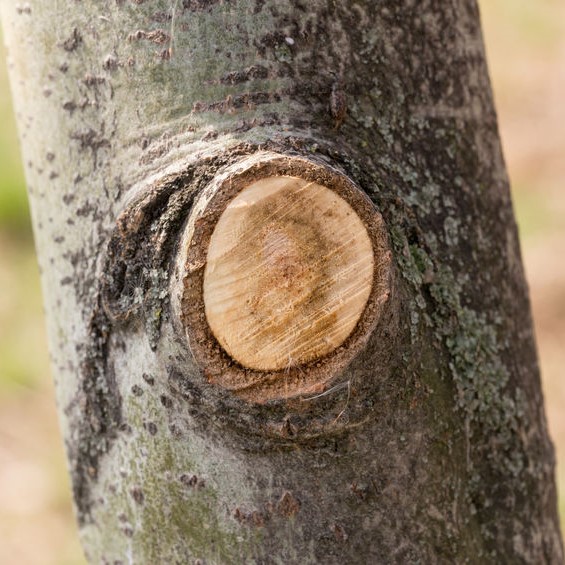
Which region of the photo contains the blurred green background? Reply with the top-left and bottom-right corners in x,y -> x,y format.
1,2 -> 564,563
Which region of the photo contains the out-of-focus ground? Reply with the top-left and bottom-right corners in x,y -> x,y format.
480,0 -> 565,521
0,2 -> 563,563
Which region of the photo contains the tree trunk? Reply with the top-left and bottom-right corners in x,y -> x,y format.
1,1 -> 562,563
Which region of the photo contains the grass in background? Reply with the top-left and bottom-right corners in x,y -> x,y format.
0,33 -> 86,565
0,38 -> 30,237
480,0 -> 565,538
0,35 -> 39,391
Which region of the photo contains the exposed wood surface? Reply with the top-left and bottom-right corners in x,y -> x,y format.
203,176 -> 374,371
177,154 -> 392,403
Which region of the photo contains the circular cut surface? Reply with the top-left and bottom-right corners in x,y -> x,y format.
203,176 -> 374,371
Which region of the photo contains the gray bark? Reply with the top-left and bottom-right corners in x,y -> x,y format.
1,0 -> 562,563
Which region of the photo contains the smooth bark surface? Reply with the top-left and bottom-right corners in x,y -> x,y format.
1,0 -> 562,563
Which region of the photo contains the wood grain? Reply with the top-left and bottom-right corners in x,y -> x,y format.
203,175 -> 374,371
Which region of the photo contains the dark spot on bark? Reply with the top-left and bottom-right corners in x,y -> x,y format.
277,491 -> 300,517
49,171 -> 59,180
180,474 -> 199,487
151,11 -> 172,23
131,384 -> 144,397
192,91 -> 282,116
54,235 -> 65,243
280,417 -> 297,437
61,28 -> 83,52
169,423 -> 183,438
131,487 -> 144,505
102,55 -> 118,71
119,422 -> 132,433
99,166 -> 199,347
253,0 -> 265,14
182,0 -> 221,12
160,394 -> 173,408
46,152 -> 55,162
233,507 -> 266,527
70,128 -> 110,153
16,4 -> 32,15
167,366 -> 202,404
67,250 -> 81,268
83,74 -> 106,87
62,101 -> 77,114
231,114 -> 281,133
118,512 -> 128,522
261,31 -> 286,49
122,526 -> 134,538
43,88 -> 52,98
143,421 -> 158,435
219,65 -> 269,85
138,137 -> 172,165
251,511 -> 265,527
142,373 -> 155,385
331,522 -> 348,543
128,29 -> 170,45
59,62 -> 69,73
63,193 -> 75,205
70,127 -> 110,169
76,201 -> 97,218
234,508 -> 244,522
61,276 -> 72,286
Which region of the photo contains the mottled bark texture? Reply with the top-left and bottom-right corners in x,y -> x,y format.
1,0 -> 562,563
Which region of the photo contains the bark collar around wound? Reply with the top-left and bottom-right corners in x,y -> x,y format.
173,152 -> 393,404
99,147 -> 399,448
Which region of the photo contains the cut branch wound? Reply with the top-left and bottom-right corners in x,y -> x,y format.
204,176 -> 374,371
175,153 -> 392,403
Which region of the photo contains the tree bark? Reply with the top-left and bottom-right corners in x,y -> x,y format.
1,1 -> 562,563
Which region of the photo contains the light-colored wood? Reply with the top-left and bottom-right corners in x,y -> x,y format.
203,175 -> 375,371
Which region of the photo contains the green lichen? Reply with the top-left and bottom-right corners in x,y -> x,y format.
393,217 -> 527,480
144,266 -> 169,350
87,393 -> 263,564
387,211 -> 531,560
